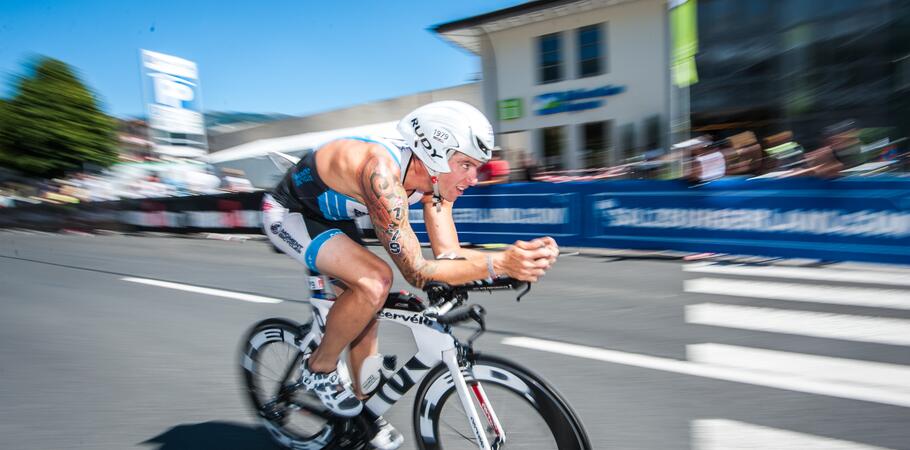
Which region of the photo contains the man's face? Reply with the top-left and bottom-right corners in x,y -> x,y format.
437,152 -> 482,201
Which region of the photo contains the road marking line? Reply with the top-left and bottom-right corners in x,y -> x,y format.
502,337 -> 910,408
686,303 -> 910,346
685,278 -> 910,310
692,419 -> 894,450
121,277 -> 283,304
687,343 -> 910,393
684,262 -> 910,287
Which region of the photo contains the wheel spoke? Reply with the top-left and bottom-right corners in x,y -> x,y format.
441,417 -> 478,444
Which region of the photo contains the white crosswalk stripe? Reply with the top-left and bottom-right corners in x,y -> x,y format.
684,262 -> 910,287
684,262 -> 910,448
685,277 -> 910,310
692,419 -> 894,450
687,343 -> 910,393
686,303 -> 910,346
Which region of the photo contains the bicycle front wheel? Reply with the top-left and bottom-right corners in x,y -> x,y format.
412,354 -> 590,450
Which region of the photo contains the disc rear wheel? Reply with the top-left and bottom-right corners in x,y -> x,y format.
241,318 -> 341,449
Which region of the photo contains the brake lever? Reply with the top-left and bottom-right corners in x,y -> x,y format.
467,305 -> 486,347
516,282 -> 531,302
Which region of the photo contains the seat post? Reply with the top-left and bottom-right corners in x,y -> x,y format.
306,269 -> 339,300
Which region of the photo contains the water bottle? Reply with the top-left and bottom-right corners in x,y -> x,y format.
359,353 -> 397,395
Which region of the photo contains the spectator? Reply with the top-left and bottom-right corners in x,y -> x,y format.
678,136 -> 724,183
477,149 -> 510,185
722,131 -> 763,176
512,149 -> 540,182
761,131 -> 805,174
787,146 -> 844,178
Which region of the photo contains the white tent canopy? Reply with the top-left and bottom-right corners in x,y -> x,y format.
154,144 -> 207,158
201,121 -> 399,164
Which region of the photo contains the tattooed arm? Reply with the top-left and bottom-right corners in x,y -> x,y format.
423,199 -> 491,260
359,153 -> 491,288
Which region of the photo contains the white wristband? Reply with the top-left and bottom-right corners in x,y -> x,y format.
486,254 -> 497,280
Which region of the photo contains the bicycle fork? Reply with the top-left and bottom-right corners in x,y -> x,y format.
442,348 -> 506,450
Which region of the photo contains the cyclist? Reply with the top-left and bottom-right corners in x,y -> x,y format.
262,100 -> 559,449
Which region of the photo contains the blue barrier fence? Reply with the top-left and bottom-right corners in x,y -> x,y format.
3,179 -> 908,264
410,178 -> 910,265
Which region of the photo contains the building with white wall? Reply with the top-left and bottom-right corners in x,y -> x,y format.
434,0 -> 668,170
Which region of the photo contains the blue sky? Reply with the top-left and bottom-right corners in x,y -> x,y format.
0,0 -> 523,118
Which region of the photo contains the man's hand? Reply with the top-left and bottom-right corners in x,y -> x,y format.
494,237 -> 559,282
517,237 -> 559,265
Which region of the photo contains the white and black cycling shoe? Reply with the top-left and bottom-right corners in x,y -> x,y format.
370,416 -> 404,450
299,359 -> 363,418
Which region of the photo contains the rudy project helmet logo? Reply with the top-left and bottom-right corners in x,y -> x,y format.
270,223 -> 281,234
410,118 -> 442,159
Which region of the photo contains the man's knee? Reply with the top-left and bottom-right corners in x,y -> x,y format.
352,265 -> 393,310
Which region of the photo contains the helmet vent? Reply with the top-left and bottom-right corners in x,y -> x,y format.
475,136 -> 492,158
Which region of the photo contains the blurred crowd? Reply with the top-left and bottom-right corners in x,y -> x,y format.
2,121 -> 908,209
0,157 -> 255,208
522,121 -> 909,183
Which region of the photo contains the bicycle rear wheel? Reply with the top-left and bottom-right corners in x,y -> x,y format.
412,354 -> 590,449
240,318 -> 350,449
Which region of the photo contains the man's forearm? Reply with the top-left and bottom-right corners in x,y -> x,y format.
432,248 -> 499,282
437,247 -> 488,260
409,255 -> 494,287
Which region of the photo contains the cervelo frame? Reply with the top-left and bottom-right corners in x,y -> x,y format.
304,278 -> 528,449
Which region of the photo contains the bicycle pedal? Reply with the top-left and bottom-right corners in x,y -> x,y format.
260,406 -> 286,422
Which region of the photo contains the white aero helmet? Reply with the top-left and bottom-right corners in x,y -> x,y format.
397,100 -> 496,175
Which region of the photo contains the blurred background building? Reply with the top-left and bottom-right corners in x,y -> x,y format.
690,0 -> 910,150
8,0 -> 907,207
200,0 -> 910,185
434,0 -> 668,172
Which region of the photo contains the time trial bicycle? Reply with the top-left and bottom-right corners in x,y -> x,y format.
240,276 -> 591,449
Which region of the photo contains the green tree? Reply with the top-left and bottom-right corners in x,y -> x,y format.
0,98 -> 9,160
0,57 -> 118,177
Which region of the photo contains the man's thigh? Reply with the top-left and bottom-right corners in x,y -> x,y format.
314,233 -> 391,288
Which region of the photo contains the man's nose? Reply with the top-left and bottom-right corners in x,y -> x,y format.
466,171 -> 479,186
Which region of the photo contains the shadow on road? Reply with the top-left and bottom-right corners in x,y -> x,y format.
141,421 -> 275,450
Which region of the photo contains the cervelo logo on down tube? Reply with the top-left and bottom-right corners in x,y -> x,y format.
379,310 -> 434,327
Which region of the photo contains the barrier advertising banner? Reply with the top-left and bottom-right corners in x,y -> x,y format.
3,179 -> 908,264
585,178 -> 910,263
410,179 -> 910,264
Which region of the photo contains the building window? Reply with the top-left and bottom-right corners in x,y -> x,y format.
581,121 -> 611,168
577,24 -> 605,77
619,123 -> 636,162
538,33 -> 563,84
541,126 -> 565,170
643,115 -> 661,151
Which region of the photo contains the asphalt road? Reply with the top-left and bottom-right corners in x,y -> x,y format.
1,231 -> 908,449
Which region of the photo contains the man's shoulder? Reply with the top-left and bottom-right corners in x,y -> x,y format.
328,137 -> 399,166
